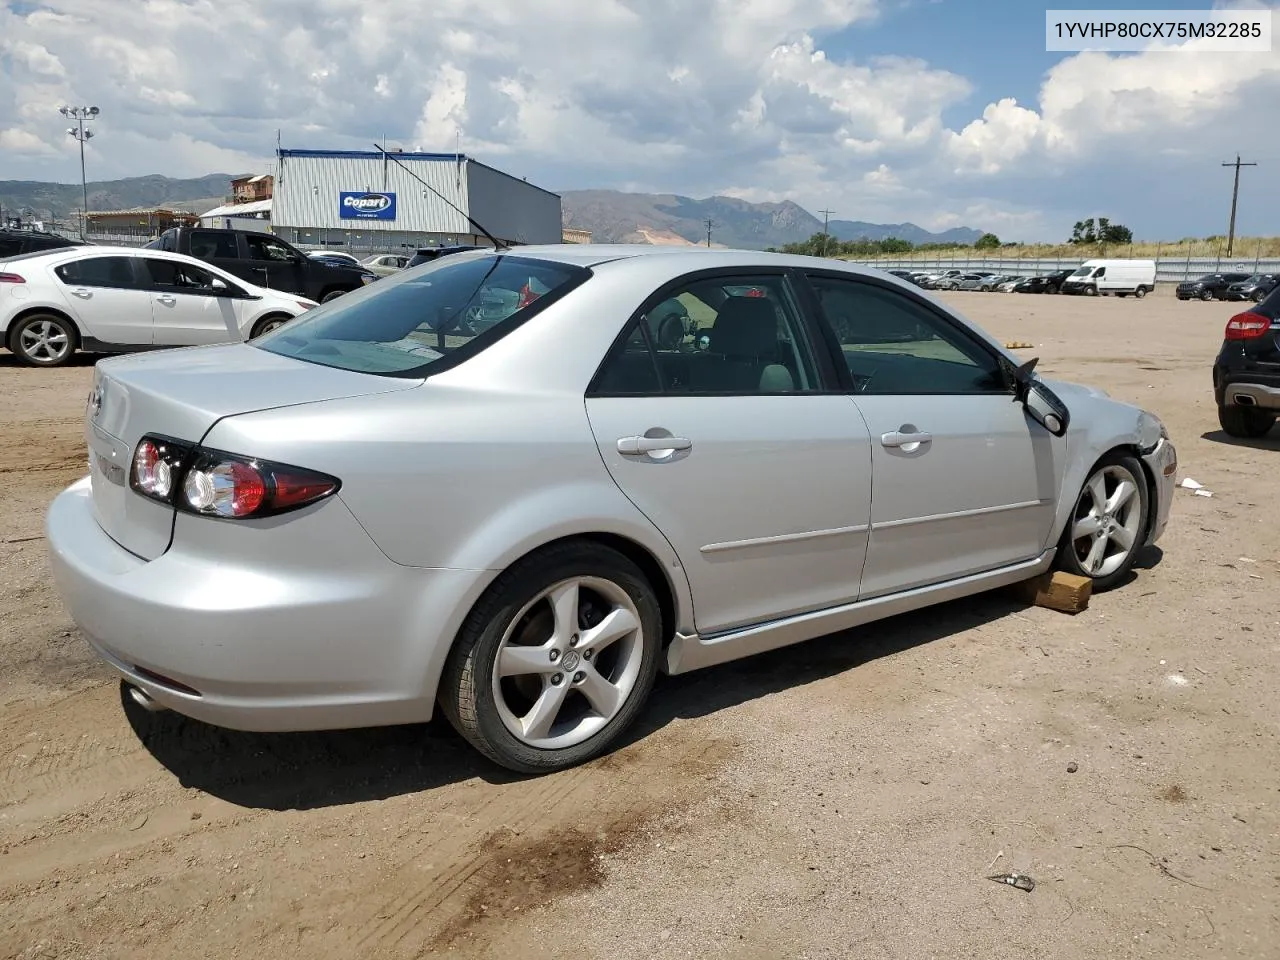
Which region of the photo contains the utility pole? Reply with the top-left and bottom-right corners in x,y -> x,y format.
60,105 -> 99,240
1221,154 -> 1256,257
704,217 -> 714,247
818,208 -> 835,256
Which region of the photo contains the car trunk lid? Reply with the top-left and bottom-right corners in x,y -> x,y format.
85,343 -> 420,559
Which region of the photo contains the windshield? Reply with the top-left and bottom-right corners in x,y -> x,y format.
255,252 -> 589,377
1069,266 -> 1093,278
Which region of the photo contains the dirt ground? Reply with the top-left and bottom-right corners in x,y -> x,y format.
1,288 -> 1277,960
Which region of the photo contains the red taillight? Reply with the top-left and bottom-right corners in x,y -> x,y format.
0,272 -> 26,284
129,434 -> 339,519
1225,312 -> 1270,340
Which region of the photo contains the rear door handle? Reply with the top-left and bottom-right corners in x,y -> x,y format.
70,288 -> 92,299
880,430 -> 932,448
617,435 -> 692,456
154,295 -> 176,305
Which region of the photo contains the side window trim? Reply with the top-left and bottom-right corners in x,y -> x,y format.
586,266 -> 844,398
796,269 -> 1014,397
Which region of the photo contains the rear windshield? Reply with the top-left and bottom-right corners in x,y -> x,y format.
255,252 -> 589,376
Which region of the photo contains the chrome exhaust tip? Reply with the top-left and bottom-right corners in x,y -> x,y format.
1233,394 -> 1256,406
127,683 -> 167,713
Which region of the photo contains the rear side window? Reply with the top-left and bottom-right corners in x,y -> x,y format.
188,231 -> 239,259
256,253 -> 589,376
54,256 -> 139,288
244,235 -> 297,262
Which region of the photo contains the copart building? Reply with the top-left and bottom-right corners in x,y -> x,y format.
270,148 -> 563,253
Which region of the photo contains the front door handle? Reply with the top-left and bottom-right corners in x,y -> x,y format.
70,288 -> 92,299
881,430 -> 932,448
154,295 -> 176,305
617,435 -> 692,456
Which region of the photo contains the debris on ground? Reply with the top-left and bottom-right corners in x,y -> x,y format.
1005,340 -> 1035,349
987,872 -> 1036,892
1067,762 -> 1079,773
1179,477 -> 1213,497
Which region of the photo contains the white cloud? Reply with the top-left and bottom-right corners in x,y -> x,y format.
1,0 -> 1279,240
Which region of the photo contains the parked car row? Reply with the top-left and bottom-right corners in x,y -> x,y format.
886,267 -> 1074,294
1176,271 -> 1278,302
887,259 -> 1158,298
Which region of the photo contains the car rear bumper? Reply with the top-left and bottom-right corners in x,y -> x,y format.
1213,361 -> 1280,409
46,476 -> 490,732
1141,437 -> 1177,546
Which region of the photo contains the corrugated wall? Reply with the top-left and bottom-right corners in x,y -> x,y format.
273,154 -> 472,234
465,161 -> 563,244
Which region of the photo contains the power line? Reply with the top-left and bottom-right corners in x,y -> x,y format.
1221,154 -> 1257,258
818,208 -> 835,257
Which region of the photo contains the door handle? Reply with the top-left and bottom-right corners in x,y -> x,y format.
155,295 -> 176,305
881,430 -> 932,448
70,288 -> 92,299
617,435 -> 692,456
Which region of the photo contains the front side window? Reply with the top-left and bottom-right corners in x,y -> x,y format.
806,275 -> 1007,395
54,256 -> 138,289
244,235 -> 297,262
256,253 -> 588,376
140,257 -> 229,293
592,274 -> 821,395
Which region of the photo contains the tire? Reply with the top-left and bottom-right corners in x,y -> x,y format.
1252,289 -> 1266,303
8,312 -> 78,367
249,314 -> 290,339
438,541 -> 664,774
1218,404 -> 1276,438
1200,289 -> 1214,301
1085,285 -> 1098,297
319,288 -> 349,303
1054,451 -> 1150,592
1134,286 -> 1148,299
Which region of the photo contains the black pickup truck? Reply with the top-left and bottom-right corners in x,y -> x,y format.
146,227 -> 376,302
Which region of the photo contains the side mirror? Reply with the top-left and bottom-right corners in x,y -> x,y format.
209,277 -> 230,295
1008,356 -> 1070,437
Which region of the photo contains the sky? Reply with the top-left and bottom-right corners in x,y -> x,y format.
1,0 -> 1277,242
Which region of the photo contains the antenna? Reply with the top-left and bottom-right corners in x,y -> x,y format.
373,142 -> 505,250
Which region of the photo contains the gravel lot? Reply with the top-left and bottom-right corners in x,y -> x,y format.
1,289 -> 1277,960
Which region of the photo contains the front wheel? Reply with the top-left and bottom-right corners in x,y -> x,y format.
1085,285 -> 1098,297
438,542 -> 663,773
1055,452 -> 1149,591
249,315 -> 290,339
1252,289 -> 1267,303
319,288 -> 349,303
1200,289 -> 1214,301
1218,404 -> 1276,438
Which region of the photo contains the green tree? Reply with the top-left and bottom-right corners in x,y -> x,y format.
975,233 -> 1001,249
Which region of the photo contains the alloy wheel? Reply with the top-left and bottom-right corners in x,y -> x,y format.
17,319 -> 72,364
1069,464 -> 1143,578
491,576 -> 644,750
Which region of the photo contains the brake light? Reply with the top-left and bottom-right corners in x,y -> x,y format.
0,272 -> 25,284
1224,312 -> 1271,340
129,434 -> 340,519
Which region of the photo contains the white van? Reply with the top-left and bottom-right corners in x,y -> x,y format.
1061,259 -> 1156,298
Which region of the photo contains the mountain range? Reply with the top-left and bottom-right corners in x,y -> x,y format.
0,175 -> 983,248
560,189 -> 982,248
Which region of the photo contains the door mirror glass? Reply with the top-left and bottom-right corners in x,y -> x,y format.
209,276 -> 230,294
1007,356 -> 1069,436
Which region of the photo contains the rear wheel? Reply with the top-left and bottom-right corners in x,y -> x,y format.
1134,286 -> 1148,299
319,288 -> 349,303
438,542 -> 663,773
1218,404 -> 1276,438
1055,452 -> 1149,591
9,312 -> 78,367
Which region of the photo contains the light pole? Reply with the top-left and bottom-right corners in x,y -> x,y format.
60,105 -> 99,239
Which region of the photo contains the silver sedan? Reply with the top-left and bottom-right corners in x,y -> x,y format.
46,246 -> 1177,773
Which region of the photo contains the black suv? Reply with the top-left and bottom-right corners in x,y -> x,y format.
1176,272 -> 1251,301
1212,285 -> 1280,438
0,228 -> 83,259
406,244 -> 484,268
1223,273 -> 1279,303
146,227 -> 376,302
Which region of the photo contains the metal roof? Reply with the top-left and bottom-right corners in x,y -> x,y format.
199,198 -> 273,218
278,148 -> 466,162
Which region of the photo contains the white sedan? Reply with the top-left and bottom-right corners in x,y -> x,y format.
1,245 -> 317,367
